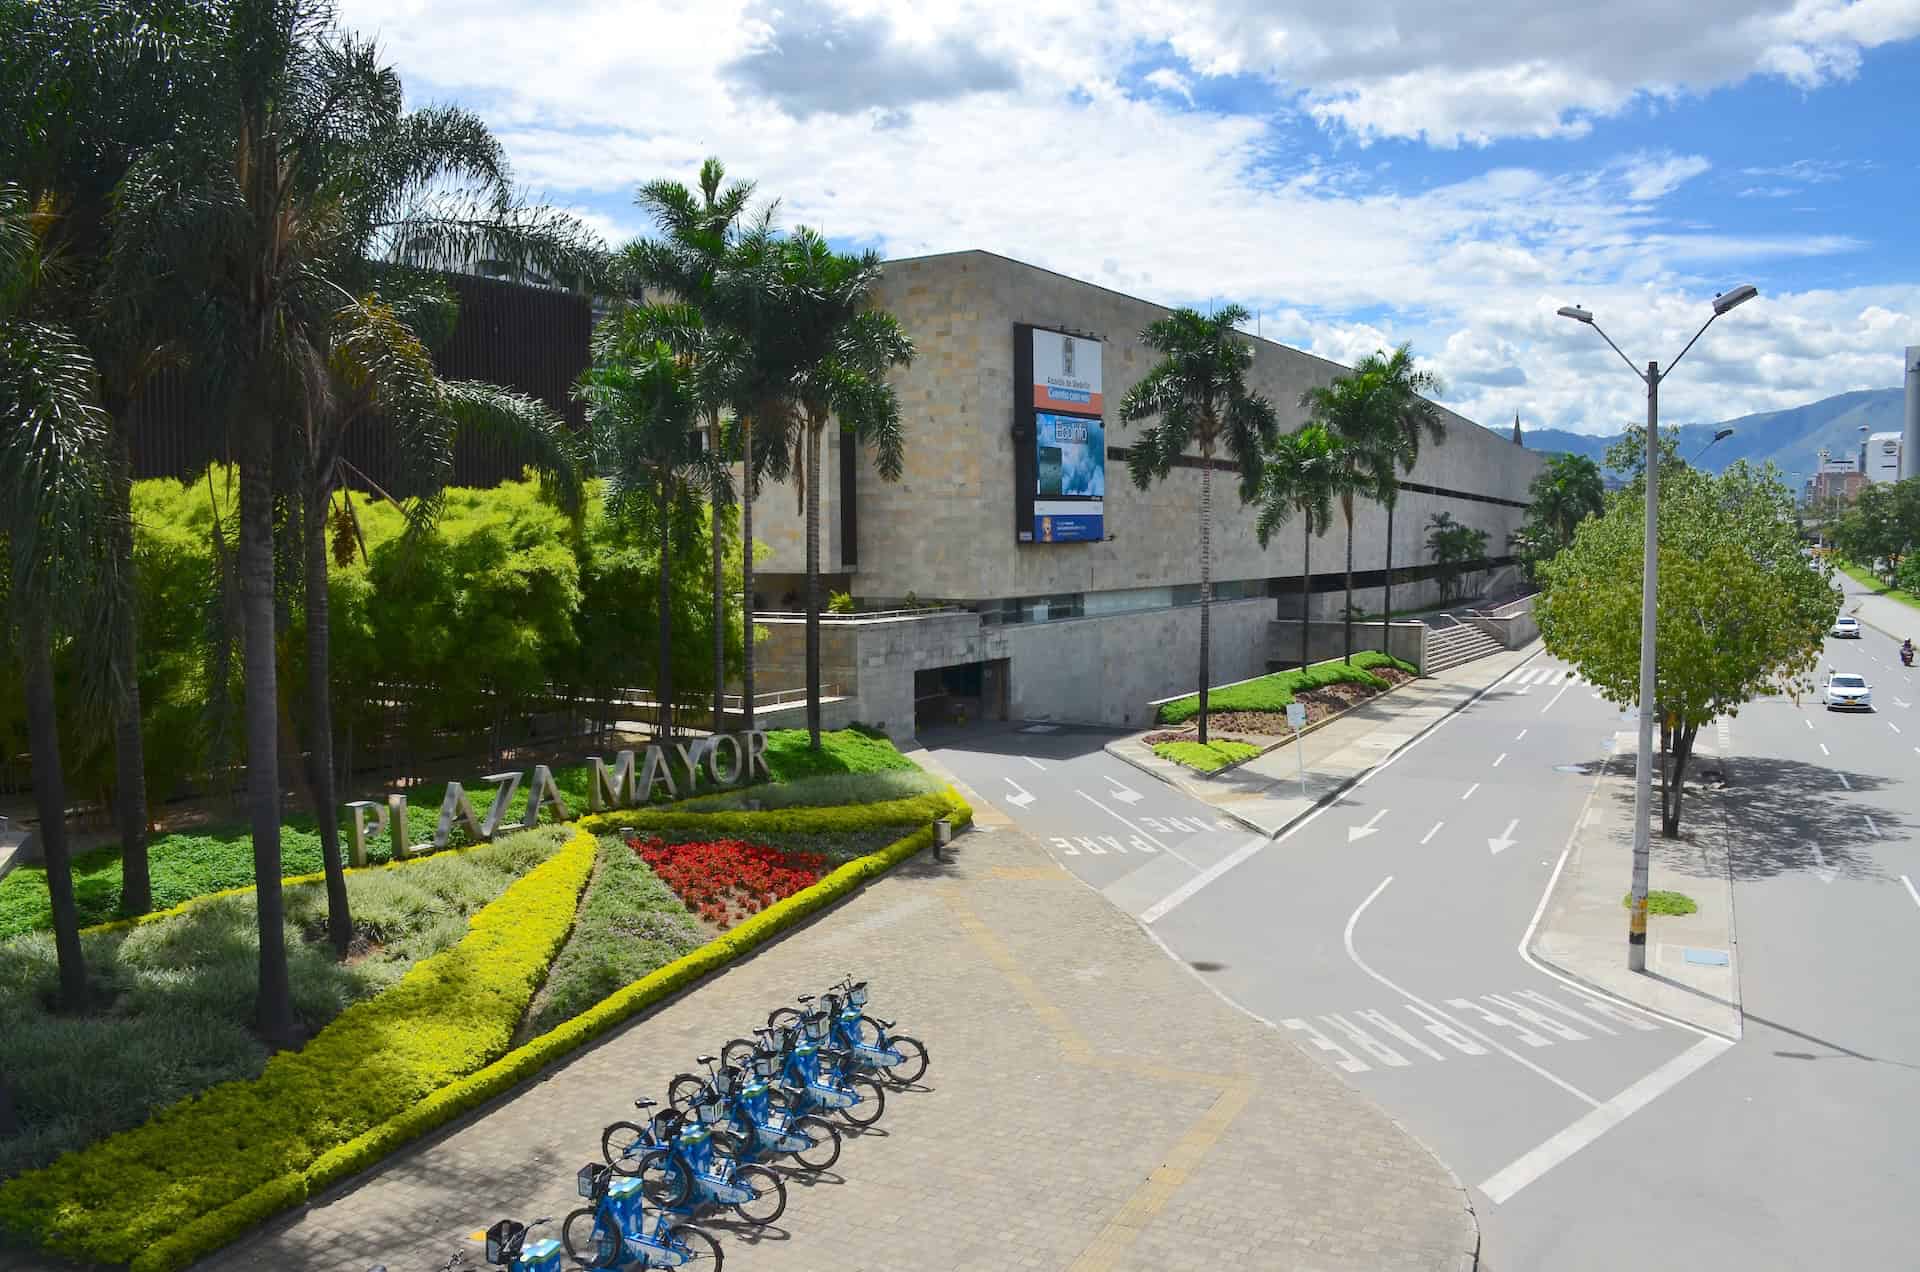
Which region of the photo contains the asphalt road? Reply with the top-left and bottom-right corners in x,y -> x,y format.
930,584 -> 1920,1271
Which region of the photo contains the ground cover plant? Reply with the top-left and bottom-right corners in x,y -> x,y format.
1150,737 -> 1262,773
0,827 -> 570,1181
0,827 -> 596,1266
0,728 -> 912,939
1622,890 -> 1698,916
518,836 -> 705,1040
1155,653 -> 1416,727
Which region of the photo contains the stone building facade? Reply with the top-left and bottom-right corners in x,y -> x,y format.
745,250 -> 1544,737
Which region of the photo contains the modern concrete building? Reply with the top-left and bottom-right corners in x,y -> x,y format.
1866,431 -> 1902,483
746,251 -> 1544,737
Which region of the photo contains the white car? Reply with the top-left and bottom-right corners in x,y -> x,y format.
1825,673 -> 1872,711
1830,615 -> 1861,639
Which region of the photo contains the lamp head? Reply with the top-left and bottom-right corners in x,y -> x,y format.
1711,284 -> 1758,315
1556,305 -> 1594,324
1714,427 -> 1734,442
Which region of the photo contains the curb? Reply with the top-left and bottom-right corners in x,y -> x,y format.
1107,649 -> 1541,841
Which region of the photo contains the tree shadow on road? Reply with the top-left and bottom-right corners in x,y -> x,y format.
1719,755 -> 1896,883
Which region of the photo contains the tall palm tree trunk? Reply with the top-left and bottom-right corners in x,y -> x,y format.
239,428 -> 296,1046
108,431 -> 151,915
303,487 -> 350,956
712,471 -> 725,732
1382,499 -> 1394,655
740,418 -> 755,731
1196,454 -> 1213,745
657,476 -> 674,741
1301,520 -> 1312,670
22,610 -> 88,1011
1342,499 -> 1356,663
803,417 -> 822,749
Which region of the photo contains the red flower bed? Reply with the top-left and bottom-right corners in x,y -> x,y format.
627,835 -> 829,928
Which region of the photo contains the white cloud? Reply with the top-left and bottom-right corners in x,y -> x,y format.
338,0 -> 1920,436
1143,67 -> 1195,104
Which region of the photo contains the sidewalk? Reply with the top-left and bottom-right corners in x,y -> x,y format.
1526,724 -> 1742,1040
1106,646 -> 1542,837
188,807 -> 1478,1270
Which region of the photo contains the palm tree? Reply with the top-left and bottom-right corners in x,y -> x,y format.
1118,305 -> 1279,744
1531,453 -> 1606,549
1362,344 -> 1447,627
1,181 -> 107,1010
623,159 -> 756,730
578,304 -> 727,741
762,231 -> 912,749
0,0 -> 215,916
1298,367 -> 1396,662
1255,423 -> 1339,669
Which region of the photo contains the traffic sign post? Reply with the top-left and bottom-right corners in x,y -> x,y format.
1286,702 -> 1308,796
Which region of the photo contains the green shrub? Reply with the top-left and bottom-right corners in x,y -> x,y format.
519,837 -> 705,1039
762,727 -> 918,780
580,789 -> 962,838
1152,739 -> 1262,773
678,767 -> 942,812
1623,890 -> 1698,916
1155,654 -> 1417,725
0,827 -> 596,1267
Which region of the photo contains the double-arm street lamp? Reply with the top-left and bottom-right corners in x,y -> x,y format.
1556,283 -> 1758,972
1692,427 -> 1735,464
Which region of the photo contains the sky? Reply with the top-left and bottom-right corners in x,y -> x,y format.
338,0 -> 1920,436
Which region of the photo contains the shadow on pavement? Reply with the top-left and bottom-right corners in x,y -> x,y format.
1718,755 -> 1896,882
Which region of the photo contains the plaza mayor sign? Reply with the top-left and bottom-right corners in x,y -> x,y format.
343,730 -> 771,867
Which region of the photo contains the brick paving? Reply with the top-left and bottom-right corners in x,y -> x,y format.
185,810 -> 1477,1272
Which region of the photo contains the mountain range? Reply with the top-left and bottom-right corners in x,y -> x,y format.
1515,387 -> 1906,481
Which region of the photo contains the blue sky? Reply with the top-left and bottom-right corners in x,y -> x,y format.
343,0 -> 1920,436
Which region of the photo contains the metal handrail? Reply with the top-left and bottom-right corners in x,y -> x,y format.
752,606 -> 969,621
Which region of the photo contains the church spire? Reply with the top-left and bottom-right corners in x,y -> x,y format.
1512,411 -> 1523,446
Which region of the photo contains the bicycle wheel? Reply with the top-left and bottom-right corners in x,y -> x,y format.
720,1038 -> 758,1071
852,1016 -> 885,1047
835,1076 -> 886,1128
883,1034 -> 929,1085
728,1164 -> 787,1226
602,1120 -> 655,1174
790,1114 -> 841,1171
766,1006 -> 802,1032
562,1208 -> 622,1269
636,1149 -> 693,1210
668,1224 -> 723,1270
666,1072 -> 706,1112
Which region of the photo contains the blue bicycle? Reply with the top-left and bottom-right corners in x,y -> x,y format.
562,1162 -> 722,1269
602,1084 -> 787,1226
755,979 -> 929,1086
729,1018 -> 885,1129
476,1217 -> 563,1272
668,1054 -> 841,1171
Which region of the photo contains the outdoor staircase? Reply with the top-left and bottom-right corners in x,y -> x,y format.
1422,622 -> 1506,674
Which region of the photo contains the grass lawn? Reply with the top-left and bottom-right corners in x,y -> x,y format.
1153,738 -> 1262,773
0,826 -> 569,1180
1834,559 -> 1920,611
1156,652 -> 1416,726
1622,890 -> 1698,916
0,727 -> 917,940
517,836 -> 705,1041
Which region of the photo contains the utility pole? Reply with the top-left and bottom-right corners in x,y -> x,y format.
1628,362 -> 1658,970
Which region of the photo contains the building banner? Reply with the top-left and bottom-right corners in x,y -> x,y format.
1014,324 -> 1105,544
1031,329 -> 1103,414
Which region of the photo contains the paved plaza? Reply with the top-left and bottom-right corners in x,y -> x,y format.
193,800 -> 1478,1272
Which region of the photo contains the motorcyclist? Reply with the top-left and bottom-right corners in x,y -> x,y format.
1903,638 -> 1914,665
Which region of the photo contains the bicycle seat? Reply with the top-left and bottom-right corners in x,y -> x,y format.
871,1016 -> 895,1029
697,1054 -> 715,1065
634,1098 -> 657,1109
796,994 -> 814,1004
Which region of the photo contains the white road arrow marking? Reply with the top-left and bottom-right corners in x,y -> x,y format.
1106,781 -> 1144,805
1895,698 -> 1911,708
1004,777 -> 1036,809
1489,819 -> 1520,855
1812,842 -> 1837,883
1348,809 -> 1388,843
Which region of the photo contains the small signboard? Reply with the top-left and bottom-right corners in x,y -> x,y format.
1286,703 -> 1307,731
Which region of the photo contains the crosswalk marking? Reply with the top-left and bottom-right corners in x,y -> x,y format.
1283,990 -> 1656,1074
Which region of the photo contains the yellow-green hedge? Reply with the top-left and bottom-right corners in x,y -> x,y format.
0,827 -> 599,1271
578,789 -> 960,837
1,790 -> 971,1272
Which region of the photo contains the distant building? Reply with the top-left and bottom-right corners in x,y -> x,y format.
1810,452 -> 1866,504
1866,431 -> 1902,483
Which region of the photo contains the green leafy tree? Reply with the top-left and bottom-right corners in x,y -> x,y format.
1355,345 -> 1446,625
1118,305 -> 1279,743
1425,511 -> 1489,604
1255,423 -> 1339,669
1513,453 -> 1605,581
1538,461 -> 1832,835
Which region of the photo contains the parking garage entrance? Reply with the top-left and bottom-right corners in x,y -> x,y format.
914,659 -> 1009,732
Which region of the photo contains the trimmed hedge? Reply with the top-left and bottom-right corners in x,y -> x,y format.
0,790 -> 972,1272
1153,738 -> 1262,773
0,827 -> 599,1270
1155,653 -> 1418,724
577,789 -> 961,837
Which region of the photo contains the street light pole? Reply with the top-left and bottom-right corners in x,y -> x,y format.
1556,283 -> 1755,971
1630,361 -> 1659,969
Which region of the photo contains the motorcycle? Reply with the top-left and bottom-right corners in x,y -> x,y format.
1901,645 -> 1913,667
